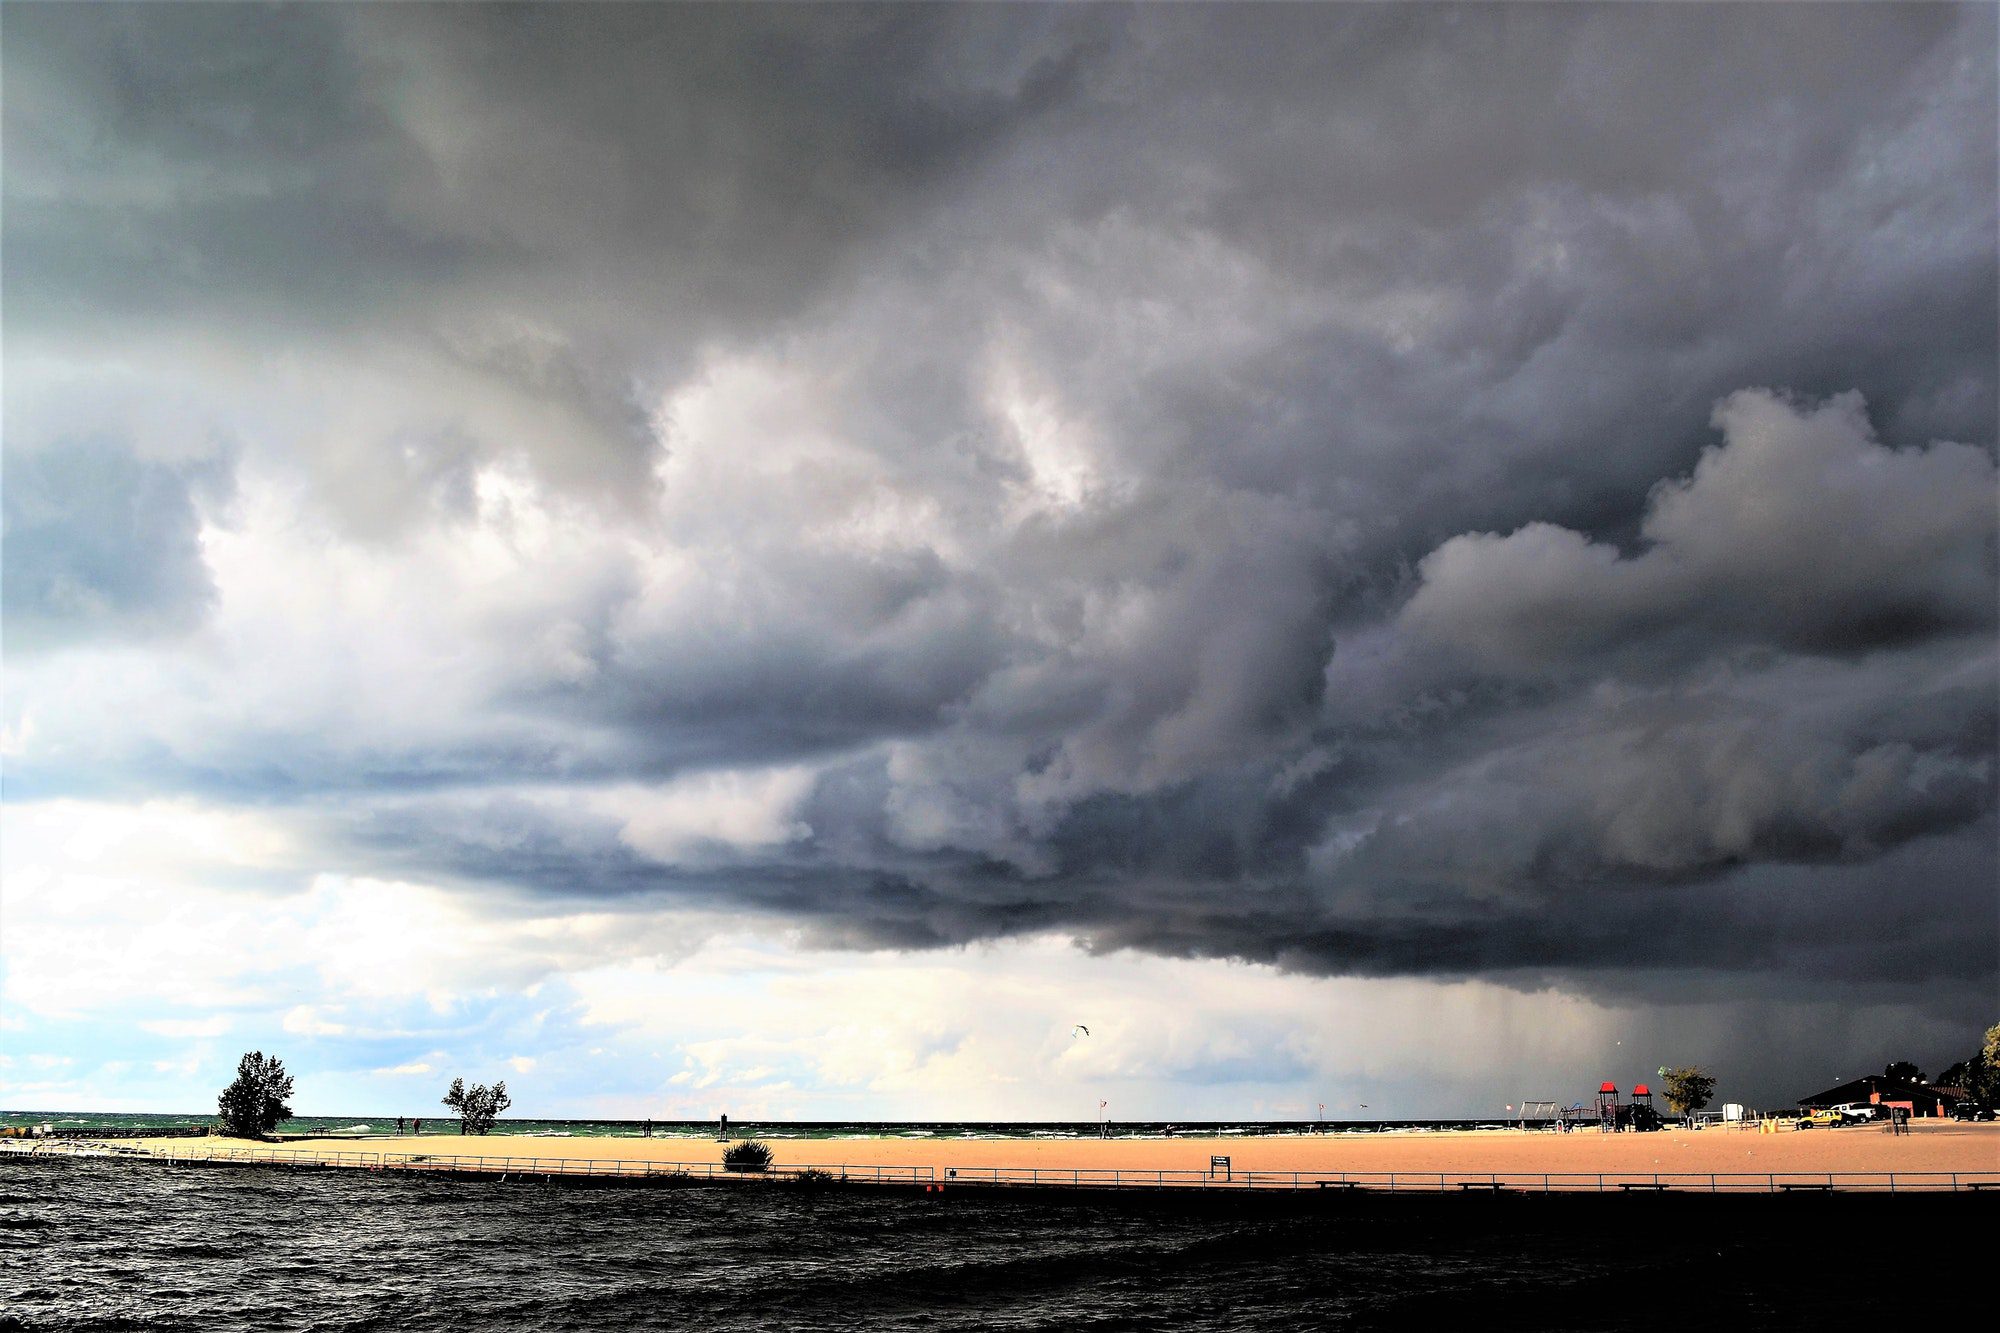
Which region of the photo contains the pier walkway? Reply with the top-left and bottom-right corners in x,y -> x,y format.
9,1141 -> 1997,1194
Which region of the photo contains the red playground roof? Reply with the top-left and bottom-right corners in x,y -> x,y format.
1632,1084 -> 1650,1096
1598,1082 -> 1618,1093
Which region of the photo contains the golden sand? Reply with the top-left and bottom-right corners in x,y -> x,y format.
130,1122 -> 1999,1179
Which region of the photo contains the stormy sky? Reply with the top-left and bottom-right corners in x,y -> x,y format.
3,3 -> 1994,1119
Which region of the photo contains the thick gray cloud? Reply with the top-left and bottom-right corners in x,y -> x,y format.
4,3 -> 1100,514
2,437 -> 228,649
4,1 -> 1994,1065
1401,391 -> 1996,666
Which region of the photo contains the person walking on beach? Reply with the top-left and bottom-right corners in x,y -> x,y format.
413,1118 -> 422,1136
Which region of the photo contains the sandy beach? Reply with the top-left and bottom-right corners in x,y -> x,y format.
118,1122 -> 2000,1181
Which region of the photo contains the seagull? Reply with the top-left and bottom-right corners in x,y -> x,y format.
1072,1024 -> 1090,1038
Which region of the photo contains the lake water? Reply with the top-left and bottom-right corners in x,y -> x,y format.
0,1110 -> 1524,1139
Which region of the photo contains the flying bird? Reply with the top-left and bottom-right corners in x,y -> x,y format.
1072,1024 -> 1090,1037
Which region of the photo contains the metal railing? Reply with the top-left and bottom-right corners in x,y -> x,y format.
934,1166 -> 1998,1193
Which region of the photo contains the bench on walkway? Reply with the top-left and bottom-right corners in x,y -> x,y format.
1456,1182 -> 1509,1192
1617,1183 -> 1669,1191
1966,1182 -> 1998,1190
1316,1181 -> 1363,1191
1778,1183 -> 1832,1192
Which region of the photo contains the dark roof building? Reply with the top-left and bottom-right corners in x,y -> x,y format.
1797,1075 -> 1956,1117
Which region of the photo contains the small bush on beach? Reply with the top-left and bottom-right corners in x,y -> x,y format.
216,1051 -> 294,1139
790,1168 -> 837,1188
722,1139 -> 773,1172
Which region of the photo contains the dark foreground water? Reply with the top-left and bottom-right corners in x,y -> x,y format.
2,1158 -> 1975,1331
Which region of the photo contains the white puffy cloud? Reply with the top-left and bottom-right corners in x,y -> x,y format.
599,767 -> 817,865
370,1061 -> 437,1078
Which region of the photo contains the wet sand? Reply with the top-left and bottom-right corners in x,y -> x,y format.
127,1122 -> 1999,1178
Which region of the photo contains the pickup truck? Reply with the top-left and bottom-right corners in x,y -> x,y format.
1794,1107 -> 1868,1128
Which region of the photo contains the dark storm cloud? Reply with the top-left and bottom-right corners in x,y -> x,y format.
4,2 -> 1101,510
5,3 -> 1994,1038
1398,392 -> 1996,667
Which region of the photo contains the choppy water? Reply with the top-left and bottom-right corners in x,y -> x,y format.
2,1157 -> 1972,1331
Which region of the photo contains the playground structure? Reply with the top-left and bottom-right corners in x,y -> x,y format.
1520,1083 -> 1671,1132
1589,1081 -> 1664,1132
1518,1100 -> 1560,1129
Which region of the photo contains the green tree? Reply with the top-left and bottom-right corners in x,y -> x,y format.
1658,1066 -> 1717,1122
216,1051 -> 294,1139
441,1077 -> 512,1135
1960,1022 -> 2000,1109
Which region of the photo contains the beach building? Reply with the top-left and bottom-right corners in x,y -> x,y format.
1797,1075 -> 1957,1118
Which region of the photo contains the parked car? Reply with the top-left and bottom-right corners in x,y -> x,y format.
1950,1103 -> 1995,1122
1794,1108 -> 1854,1128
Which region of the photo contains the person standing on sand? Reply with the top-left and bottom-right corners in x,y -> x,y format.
643,1118 -> 652,1138
719,1112 -> 728,1140
413,1118 -> 422,1136
397,1115 -> 405,1137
